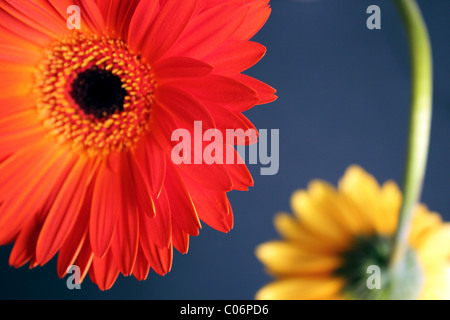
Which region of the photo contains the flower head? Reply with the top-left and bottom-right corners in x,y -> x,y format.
0,0 -> 276,290
256,166 -> 450,300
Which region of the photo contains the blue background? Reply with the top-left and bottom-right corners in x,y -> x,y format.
1,0 -> 449,300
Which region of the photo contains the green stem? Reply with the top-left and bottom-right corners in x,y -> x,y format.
390,0 -> 433,268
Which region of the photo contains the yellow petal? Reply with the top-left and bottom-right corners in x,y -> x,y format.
255,277 -> 344,300
377,180 -> 401,235
419,265 -> 450,300
273,213 -> 337,253
415,225 -> 450,267
290,185 -> 352,249
338,165 -> 386,235
255,241 -> 341,276
410,205 -> 443,247
310,180 -> 369,236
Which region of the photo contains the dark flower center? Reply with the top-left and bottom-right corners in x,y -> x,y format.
70,67 -> 127,119
36,33 -> 155,155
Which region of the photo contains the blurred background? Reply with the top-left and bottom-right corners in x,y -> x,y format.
1,0 -> 449,300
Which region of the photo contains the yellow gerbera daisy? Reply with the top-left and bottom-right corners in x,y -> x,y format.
255,166 -> 450,300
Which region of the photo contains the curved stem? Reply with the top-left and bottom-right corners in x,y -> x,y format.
390,0 -> 433,267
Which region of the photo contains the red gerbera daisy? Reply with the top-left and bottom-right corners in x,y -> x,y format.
0,0 -> 276,290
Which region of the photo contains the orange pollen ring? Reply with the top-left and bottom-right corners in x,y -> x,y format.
34,32 -> 155,157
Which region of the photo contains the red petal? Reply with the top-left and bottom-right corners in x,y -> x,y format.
0,147 -> 74,245
150,103 -> 180,155
56,180 -> 93,278
230,1 -> 271,41
172,222 -> 190,254
204,41 -> 266,75
48,0 -> 74,21
168,75 -> 258,112
155,85 -> 216,131
0,2 -> 58,41
183,178 -> 233,233
72,239 -> 94,284
130,153 -> 156,218
139,188 -> 172,249
177,152 -> 233,192
90,157 -> 122,258
90,250 -> 119,291
0,142 -> 47,199
110,153 -> 139,276
5,0 -> 66,35
167,2 -> 248,59
133,134 -> 166,198
154,56 -> 213,81
127,0 -> 159,51
235,113 -> 259,140
232,73 -> 277,105
207,106 -> 259,145
95,0 -> 140,37
165,164 -> 201,236
9,215 -> 42,268
225,200 -> 234,230
76,0 -> 106,34
0,96 -> 34,118
0,25 -> 46,51
0,43 -> 41,66
0,127 -> 45,160
223,144 -> 254,191
0,71 -> 34,98
36,157 -> 92,265
133,246 -> 150,281
144,241 -> 173,276
141,0 -> 198,63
